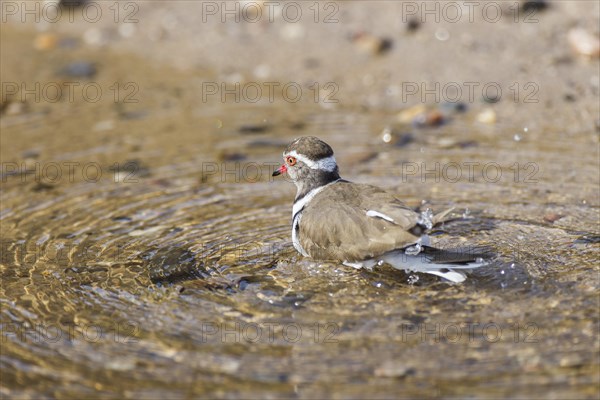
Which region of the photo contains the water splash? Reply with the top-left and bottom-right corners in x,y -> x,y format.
405,243 -> 422,256
417,208 -> 434,230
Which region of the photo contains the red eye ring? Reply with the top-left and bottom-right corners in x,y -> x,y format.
286,156 -> 297,166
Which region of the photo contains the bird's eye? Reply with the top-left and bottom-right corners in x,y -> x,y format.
286,156 -> 297,166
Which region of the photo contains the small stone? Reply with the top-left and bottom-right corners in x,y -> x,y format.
22,149 -> 40,159
218,152 -> 246,162
397,104 -> 426,124
406,18 -> 420,32
568,28 -> 600,58
381,127 -> 414,147
59,61 -> 97,78
424,110 -> 445,127
559,353 -> 584,368
34,33 -> 58,50
521,0 -> 549,12
238,124 -> 270,134
543,213 -> 564,223
352,32 -> 393,55
440,102 -> 467,114
253,64 -> 270,79
4,101 -> 26,116
476,108 -> 497,124
435,28 -> 450,41
59,0 -> 88,7
93,120 -> 114,132
375,361 -> 416,378
281,24 -> 305,40
83,28 -> 107,46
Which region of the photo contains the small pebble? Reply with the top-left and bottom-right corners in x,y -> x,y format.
352,32 -> 393,55
93,120 -> 115,132
476,108 -> 497,124
397,104 -> 426,124
238,124 -> 270,134
374,361 -> 416,378
406,18 -> 420,32
435,28 -> 450,41
4,101 -> 26,116
34,33 -> 58,50
413,110 -> 446,128
543,213 -> 564,223
58,61 -> 97,78
568,28 -> 600,58
521,0 -> 549,12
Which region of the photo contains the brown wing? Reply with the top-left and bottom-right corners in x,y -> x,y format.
298,181 -> 421,261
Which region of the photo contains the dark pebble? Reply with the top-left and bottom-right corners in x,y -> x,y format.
406,18 -> 421,32
395,133 -> 415,147
378,38 -> 394,54
32,182 -> 55,192
414,111 -> 446,128
118,110 -> 148,120
563,94 -> 576,102
218,152 -> 246,162
58,61 -> 97,78
522,1 -> 549,12
60,0 -> 88,7
238,124 -> 271,134
109,159 -> 151,178
289,121 -> 306,130
440,102 -> 468,114
22,149 -> 40,159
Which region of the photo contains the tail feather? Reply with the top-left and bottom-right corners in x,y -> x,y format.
381,245 -> 490,283
432,207 -> 455,225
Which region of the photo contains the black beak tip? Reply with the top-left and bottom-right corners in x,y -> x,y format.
272,170 -> 281,177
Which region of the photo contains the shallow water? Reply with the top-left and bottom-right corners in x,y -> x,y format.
2,11 -> 600,400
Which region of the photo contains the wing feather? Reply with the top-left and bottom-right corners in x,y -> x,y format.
298,181 -> 422,261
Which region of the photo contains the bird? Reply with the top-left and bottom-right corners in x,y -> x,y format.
272,136 -> 488,283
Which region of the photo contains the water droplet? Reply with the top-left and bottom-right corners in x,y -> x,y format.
523,127 -> 529,132
405,244 -> 422,256
510,263 -> 515,269
417,208 -> 434,230
500,270 -> 505,275
375,282 -> 383,288
514,134 -> 521,142
381,127 -> 393,143
462,208 -> 471,218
